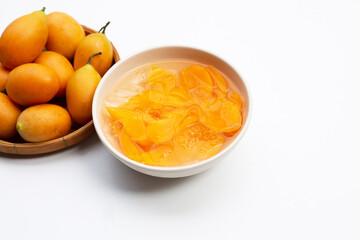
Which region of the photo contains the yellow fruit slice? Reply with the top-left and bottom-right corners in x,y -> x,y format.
106,107 -> 147,142
147,67 -> 176,92
106,106 -> 136,120
206,66 -> 227,98
166,86 -> 193,107
142,108 -> 162,124
221,99 -> 242,133
179,107 -> 201,129
163,108 -> 189,130
121,90 -> 153,110
119,129 -> 142,161
228,90 -> 243,110
146,118 -> 177,144
191,87 -> 216,109
142,143 -> 178,166
202,111 -> 227,132
179,65 -> 213,91
147,89 -> 167,105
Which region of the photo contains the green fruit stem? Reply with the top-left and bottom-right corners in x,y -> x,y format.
16,122 -> 23,132
88,52 -> 102,64
1,88 -> 6,94
41,7 -> 46,12
98,22 -> 110,34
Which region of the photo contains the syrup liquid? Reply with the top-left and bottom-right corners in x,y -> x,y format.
101,59 -> 243,167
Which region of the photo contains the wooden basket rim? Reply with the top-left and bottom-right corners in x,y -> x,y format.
0,25 -> 120,155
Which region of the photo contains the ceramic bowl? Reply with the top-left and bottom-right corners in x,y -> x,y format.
92,46 -> 252,178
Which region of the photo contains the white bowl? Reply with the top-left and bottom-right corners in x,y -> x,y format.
92,46 -> 252,178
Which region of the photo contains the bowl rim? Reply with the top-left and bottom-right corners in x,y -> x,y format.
93,45 -> 253,172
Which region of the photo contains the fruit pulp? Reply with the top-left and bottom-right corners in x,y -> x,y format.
102,60 -> 243,167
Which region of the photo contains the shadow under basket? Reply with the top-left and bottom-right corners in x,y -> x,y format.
0,25 -> 120,155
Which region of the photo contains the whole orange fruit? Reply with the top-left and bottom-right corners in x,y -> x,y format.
46,12 -> 85,60
34,51 -> 74,97
74,22 -> 113,76
6,63 -> 59,106
16,104 -> 71,142
0,8 -> 47,69
66,53 -> 101,125
0,92 -> 22,139
0,62 -> 10,90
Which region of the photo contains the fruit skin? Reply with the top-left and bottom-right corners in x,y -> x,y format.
6,63 -> 60,106
73,27 -> 113,76
0,63 -> 10,90
66,62 -> 101,125
0,9 -> 48,69
46,12 -> 85,60
0,92 -> 22,139
16,104 -> 71,142
34,51 -> 74,97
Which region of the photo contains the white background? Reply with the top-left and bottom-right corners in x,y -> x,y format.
1,0 -> 360,239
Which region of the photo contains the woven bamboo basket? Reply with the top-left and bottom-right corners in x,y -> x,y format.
0,25 -> 120,155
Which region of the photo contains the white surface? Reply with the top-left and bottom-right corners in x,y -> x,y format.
1,0 -> 360,239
